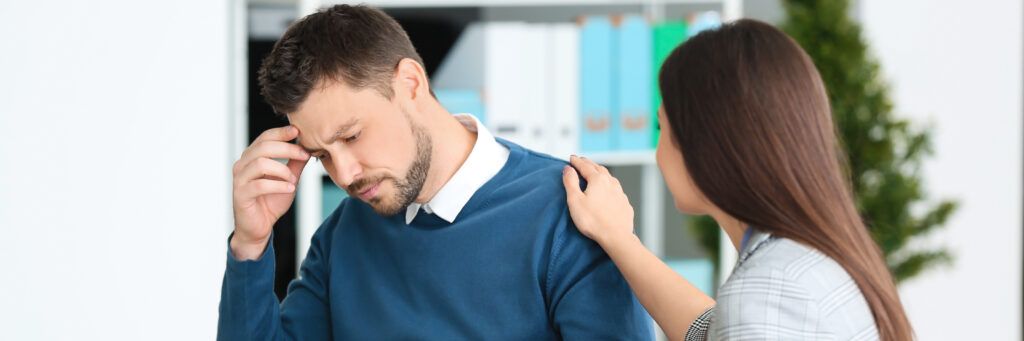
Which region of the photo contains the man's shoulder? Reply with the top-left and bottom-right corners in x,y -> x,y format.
498,141 -> 571,191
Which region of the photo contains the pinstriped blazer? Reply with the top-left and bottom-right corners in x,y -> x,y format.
685,229 -> 880,341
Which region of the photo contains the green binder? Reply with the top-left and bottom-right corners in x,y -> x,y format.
651,21 -> 688,147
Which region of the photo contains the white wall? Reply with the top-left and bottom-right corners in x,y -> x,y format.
860,0 -> 1022,339
0,0 -> 234,339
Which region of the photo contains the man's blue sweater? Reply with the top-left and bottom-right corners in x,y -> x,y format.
218,140 -> 653,340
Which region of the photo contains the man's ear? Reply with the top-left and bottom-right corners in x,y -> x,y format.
393,58 -> 428,101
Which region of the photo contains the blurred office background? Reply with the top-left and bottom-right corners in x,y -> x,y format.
0,0 -> 1019,339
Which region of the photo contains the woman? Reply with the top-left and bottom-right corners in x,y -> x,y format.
562,19 -> 912,340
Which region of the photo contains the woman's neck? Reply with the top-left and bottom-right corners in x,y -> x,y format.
708,210 -> 748,251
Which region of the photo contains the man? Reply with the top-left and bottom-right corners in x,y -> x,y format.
219,4 -> 652,340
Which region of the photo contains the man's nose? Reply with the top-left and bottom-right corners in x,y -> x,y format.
330,152 -> 362,188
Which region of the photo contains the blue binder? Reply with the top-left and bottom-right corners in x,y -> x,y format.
579,16 -> 615,152
615,15 -> 653,151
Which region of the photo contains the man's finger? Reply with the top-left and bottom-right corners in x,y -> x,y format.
238,179 -> 296,199
239,140 -> 310,169
237,157 -> 296,183
253,125 -> 300,144
286,157 -> 309,182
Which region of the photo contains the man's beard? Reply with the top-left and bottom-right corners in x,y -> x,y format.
349,123 -> 431,217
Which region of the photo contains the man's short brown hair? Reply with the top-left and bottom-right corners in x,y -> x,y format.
257,4 -> 426,114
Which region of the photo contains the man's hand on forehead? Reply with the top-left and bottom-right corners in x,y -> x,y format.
229,125 -> 311,260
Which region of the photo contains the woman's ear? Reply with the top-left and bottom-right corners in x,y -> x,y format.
392,58 -> 428,101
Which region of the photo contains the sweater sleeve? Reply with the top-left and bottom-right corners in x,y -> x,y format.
217,226 -> 334,341
545,209 -> 655,340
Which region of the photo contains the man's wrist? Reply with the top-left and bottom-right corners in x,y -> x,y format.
229,233 -> 270,261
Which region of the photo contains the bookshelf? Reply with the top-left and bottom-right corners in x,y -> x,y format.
287,0 -> 741,281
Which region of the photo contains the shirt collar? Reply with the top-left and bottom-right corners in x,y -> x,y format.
739,226 -> 754,251
404,114 -> 510,224
736,228 -> 773,266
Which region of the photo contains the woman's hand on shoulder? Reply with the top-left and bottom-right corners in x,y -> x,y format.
562,155 -> 636,247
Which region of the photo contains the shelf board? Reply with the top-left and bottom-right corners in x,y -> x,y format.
585,150 -> 657,166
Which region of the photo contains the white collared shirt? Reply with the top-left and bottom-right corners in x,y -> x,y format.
404,114 -> 510,224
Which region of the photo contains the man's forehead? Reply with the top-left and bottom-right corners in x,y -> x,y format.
293,116 -> 360,152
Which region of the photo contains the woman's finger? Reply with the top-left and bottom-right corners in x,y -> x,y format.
569,155 -> 600,180
562,166 -> 584,203
579,156 -> 605,177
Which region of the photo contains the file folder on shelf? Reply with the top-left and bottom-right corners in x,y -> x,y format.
547,23 -> 580,159
433,22 -> 540,150
615,14 -> 653,151
579,16 -> 615,153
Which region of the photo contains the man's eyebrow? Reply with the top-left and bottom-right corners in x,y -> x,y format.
295,118 -> 360,154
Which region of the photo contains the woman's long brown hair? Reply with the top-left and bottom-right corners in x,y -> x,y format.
659,19 -> 912,340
